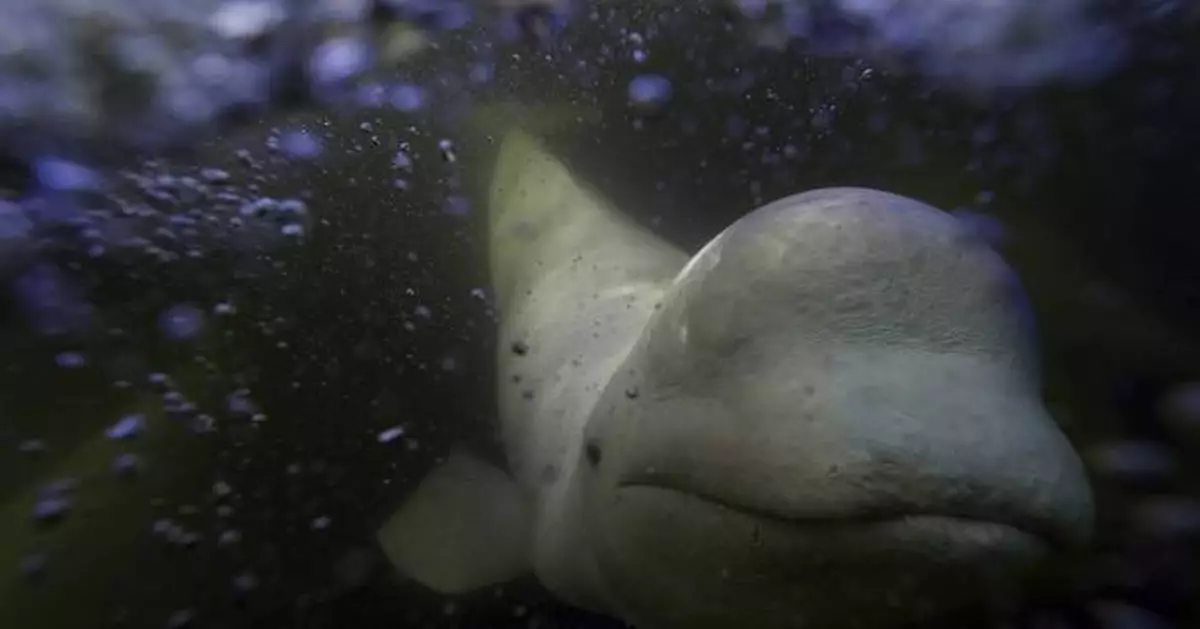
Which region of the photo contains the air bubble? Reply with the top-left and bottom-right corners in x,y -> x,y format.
233,571 -> 259,592
34,158 -> 100,192
628,74 -> 672,110
377,426 -> 405,443
19,552 -> 47,578
308,38 -> 370,91
208,0 -> 285,41
279,130 -> 323,159
438,139 -> 457,163
200,168 -> 231,183
390,84 -> 427,112
55,351 -> 85,368
112,453 -> 141,477
160,304 -> 205,340
443,195 -> 470,216
165,608 -> 196,628
32,495 -> 70,523
106,413 -> 145,440
18,439 -> 46,455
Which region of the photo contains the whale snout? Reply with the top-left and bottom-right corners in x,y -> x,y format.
582,347 -> 1092,629
574,189 -> 1093,629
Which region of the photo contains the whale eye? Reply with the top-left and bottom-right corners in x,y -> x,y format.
584,440 -> 603,467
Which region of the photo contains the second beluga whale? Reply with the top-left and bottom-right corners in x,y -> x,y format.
377,125 -> 1094,629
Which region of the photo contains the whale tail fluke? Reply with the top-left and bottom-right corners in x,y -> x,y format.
376,449 -> 533,594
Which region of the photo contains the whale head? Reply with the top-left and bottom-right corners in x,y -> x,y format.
567,187 -> 1093,629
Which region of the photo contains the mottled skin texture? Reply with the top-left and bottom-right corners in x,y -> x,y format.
380,129 -> 1094,629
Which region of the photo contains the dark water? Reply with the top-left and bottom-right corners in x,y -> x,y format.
1,3 -> 1199,629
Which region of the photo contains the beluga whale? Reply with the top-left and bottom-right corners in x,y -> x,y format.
377,124 -> 1095,629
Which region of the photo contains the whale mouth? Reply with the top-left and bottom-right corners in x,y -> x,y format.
615,481 -> 1061,554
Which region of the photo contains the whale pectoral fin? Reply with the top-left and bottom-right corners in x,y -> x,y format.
376,449 -> 532,594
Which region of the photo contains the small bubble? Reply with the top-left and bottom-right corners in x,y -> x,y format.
112,453 -> 141,477
628,74 -> 672,109
152,519 -> 176,536
160,304 -> 205,340
165,608 -> 195,628
311,515 -> 332,530
226,390 -> 255,416
54,351 -> 86,368
0,200 -> 32,240
438,139 -> 457,163
41,479 -> 77,496
390,84 -> 427,112
233,571 -> 259,593
32,496 -> 70,523
308,38 -> 370,89
734,0 -> 769,18
443,195 -> 470,216
19,552 -> 47,578
18,439 -> 46,455
191,415 -> 217,434
106,414 -> 145,440
34,158 -> 100,192
14,264 -> 92,335
1088,601 -> 1172,629
279,130 -> 323,159
468,63 -> 493,84
279,198 -> 307,215
1086,440 -> 1178,485
209,0 -> 284,40
950,209 -> 1007,247
148,372 -> 174,389
377,426 -> 405,443
200,168 -> 231,183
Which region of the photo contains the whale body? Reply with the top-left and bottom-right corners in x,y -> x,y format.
377,128 -> 1094,629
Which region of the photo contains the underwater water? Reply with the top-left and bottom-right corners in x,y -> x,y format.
1,1 -> 1199,628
